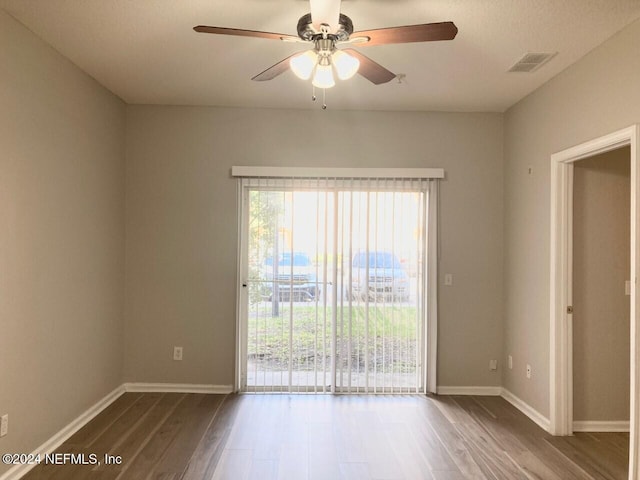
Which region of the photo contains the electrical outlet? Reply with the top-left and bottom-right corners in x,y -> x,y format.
173,346 -> 183,361
508,355 -> 513,369
526,364 -> 532,379
489,359 -> 498,371
1,414 -> 8,437
444,274 -> 453,286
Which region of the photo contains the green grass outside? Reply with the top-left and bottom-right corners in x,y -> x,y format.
247,304 -> 419,371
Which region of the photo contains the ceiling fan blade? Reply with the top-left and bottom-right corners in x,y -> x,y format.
342,49 -> 395,85
309,0 -> 341,32
194,25 -> 300,42
252,54 -> 298,81
351,21 -> 458,47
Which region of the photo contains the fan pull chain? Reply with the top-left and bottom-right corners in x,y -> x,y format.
310,85 -> 327,109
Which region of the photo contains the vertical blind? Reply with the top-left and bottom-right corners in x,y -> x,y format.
235,170 -> 440,394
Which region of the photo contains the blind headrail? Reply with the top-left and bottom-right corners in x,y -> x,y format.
231,166 -> 444,179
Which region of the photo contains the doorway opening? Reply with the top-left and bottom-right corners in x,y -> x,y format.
550,125 -> 640,479
572,147 -> 630,433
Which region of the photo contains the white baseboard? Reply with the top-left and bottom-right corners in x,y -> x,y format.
436,386 -> 628,435
435,386 -> 552,434
0,382 -> 233,480
501,388 -> 551,433
436,386 -> 502,396
0,382 -> 556,480
0,385 -> 125,480
123,382 -> 234,394
573,420 -> 630,432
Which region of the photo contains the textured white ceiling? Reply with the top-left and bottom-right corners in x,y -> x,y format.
2,0 -> 639,112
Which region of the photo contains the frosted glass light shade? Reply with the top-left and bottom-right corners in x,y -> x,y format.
332,50 -> 360,80
312,64 -> 335,89
290,50 -> 318,80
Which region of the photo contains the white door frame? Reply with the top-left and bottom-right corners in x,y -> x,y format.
550,125 -> 640,478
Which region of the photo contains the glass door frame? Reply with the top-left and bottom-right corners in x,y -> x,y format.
233,168 -> 442,394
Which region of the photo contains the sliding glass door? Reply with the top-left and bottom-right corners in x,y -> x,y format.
238,177 -> 432,394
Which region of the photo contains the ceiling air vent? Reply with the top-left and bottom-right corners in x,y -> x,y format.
508,52 -> 557,73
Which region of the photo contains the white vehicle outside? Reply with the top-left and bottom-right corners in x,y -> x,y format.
348,251 -> 409,302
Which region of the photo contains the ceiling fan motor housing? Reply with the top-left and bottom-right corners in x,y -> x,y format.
296,13 -> 354,42
315,38 -> 335,58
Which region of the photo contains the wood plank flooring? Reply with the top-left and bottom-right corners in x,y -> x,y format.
21,393 -> 629,480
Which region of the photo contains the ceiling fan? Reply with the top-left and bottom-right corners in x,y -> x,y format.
194,0 -> 457,93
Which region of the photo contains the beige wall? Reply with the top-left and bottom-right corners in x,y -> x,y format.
11,0 -> 640,461
504,17 -> 640,416
124,106 -> 505,388
0,10 -> 125,475
573,147 -> 630,422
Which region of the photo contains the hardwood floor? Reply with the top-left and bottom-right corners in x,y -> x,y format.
21,393 -> 629,479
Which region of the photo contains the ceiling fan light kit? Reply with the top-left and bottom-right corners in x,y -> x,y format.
290,33 -> 361,88
290,50 -> 317,80
332,49 -> 360,80
194,0 -> 458,107
312,62 -> 335,89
